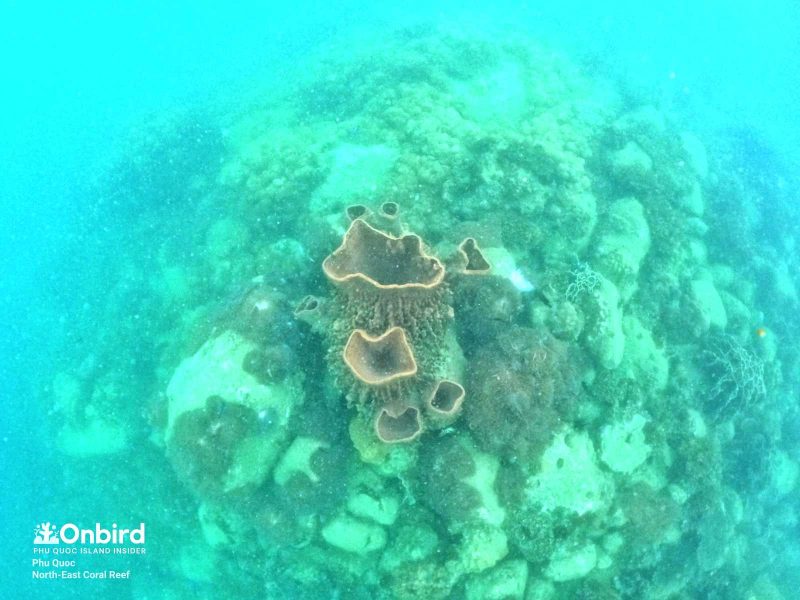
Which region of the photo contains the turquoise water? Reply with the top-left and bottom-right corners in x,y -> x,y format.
3,2 -> 799,599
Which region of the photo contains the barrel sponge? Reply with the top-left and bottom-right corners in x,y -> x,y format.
323,217 -> 450,340
375,406 -> 423,443
343,327 -> 418,386
425,379 -> 466,428
455,237 -> 492,275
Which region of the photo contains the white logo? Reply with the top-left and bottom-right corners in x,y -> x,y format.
33,522 -> 146,545
33,523 -> 60,544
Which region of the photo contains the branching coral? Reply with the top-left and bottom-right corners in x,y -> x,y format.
702,334 -> 766,420
565,261 -> 600,304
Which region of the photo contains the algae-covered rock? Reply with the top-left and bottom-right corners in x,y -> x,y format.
273,436 -> 330,486
197,503 -> 231,547
452,60 -> 527,124
465,558 -> 528,600
177,539 -> 217,584
418,432 -> 506,528
57,416 -> 128,457
205,217 -> 250,259
545,541 -> 598,582
591,197 -> 650,301
457,521 -> 509,574
460,440 -> 506,527
311,143 -> 398,212
321,514 -> 387,555
165,330 -> 303,496
52,371 -> 130,456
543,299 -> 584,342
610,141 -> 653,186
166,330 -> 300,438
620,315 -> 669,390
348,416 -> 417,476
770,451 -> 799,496
689,277 -> 728,332
678,180 -> 705,216
379,522 -> 439,572
525,578 -> 556,600
525,429 -> 614,516
680,131 -> 709,179
389,559 -> 456,600
600,414 -> 652,474
505,503 -> 559,564
581,275 -> 626,370
347,491 -> 400,526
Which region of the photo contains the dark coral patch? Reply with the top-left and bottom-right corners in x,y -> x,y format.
168,396 -> 258,498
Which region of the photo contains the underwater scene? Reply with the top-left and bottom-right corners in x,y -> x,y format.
4,3 -> 800,599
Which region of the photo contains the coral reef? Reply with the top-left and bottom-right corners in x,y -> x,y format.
41,25 -> 800,600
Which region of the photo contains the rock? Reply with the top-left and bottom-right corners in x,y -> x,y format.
347,491 -> 400,526
466,559 -> 528,600
582,275 -> 626,369
680,132 -> 709,179
525,429 -> 614,516
601,414 -> 652,474
545,541 -> 598,582
321,515 -> 387,555
457,522 -> 509,574
591,197 -> 650,301
610,141 -> 653,185
678,181 -> 705,216
690,278 -> 728,331
273,436 -> 329,486
620,316 -> 669,390
57,417 -> 128,457
379,523 -> 439,572
166,330 -> 303,494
